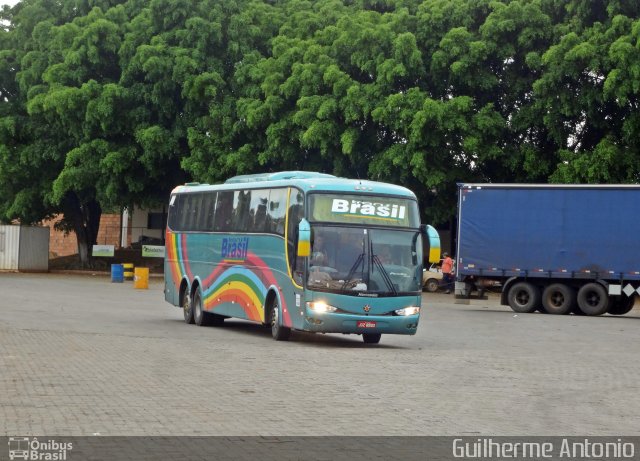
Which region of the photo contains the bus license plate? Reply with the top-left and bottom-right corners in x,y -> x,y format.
357,321 -> 376,328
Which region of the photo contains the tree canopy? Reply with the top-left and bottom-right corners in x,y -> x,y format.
1,0 -> 640,262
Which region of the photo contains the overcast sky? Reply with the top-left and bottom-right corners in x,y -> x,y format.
1,0 -> 20,7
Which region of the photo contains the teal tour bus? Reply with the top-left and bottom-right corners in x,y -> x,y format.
164,171 -> 440,343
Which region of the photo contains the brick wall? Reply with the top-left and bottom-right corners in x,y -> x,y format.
45,214 -> 132,258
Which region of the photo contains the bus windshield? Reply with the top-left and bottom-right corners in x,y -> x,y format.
307,226 -> 423,295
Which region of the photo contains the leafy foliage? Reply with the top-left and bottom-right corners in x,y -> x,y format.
1,0 -> 640,263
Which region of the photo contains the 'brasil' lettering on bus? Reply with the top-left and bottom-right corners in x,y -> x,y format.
331,198 -> 406,220
221,237 -> 249,261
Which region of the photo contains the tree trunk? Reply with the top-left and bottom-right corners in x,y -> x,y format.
62,192 -> 102,268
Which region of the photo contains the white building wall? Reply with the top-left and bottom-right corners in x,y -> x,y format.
130,206 -> 164,245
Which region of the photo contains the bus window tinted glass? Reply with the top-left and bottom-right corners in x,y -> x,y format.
232,190 -> 252,232
249,189 -> 270,232
168,194 -> 181,230
202,192 -> 217,231
190,193 -> 204,231
267,189 -> 287,236
179,194 -> 196,231
214,191 -> 234,232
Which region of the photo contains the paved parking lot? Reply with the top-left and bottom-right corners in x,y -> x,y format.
0,272 -> 639,436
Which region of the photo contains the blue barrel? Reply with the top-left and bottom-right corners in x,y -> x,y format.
111,263 -> 124,283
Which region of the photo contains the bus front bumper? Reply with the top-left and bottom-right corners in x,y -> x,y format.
302,312 -> 419,335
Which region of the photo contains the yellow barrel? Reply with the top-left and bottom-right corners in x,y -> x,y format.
133,267 -> 149,289
122,263 -> 134,281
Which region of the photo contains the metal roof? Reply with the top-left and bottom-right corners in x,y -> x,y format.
172,171 -> 416,198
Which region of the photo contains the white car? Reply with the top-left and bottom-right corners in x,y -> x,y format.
422,264 -> 443,292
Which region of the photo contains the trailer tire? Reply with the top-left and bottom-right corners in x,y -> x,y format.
541,284 -> 575,315
577,283 -> 609,316
507,282 -> 540,313
571,305 -> 586,315
607,296 -> 635,316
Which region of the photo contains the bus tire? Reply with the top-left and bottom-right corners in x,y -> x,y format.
363,333 -> 381,344
182,287 -> 194,324
507,282 -> 540,313
270,299 -> 291,341
193,290 -> 211,326
607,295 -> 635,316
577,283 -> 609,316
541,283 -> 575,315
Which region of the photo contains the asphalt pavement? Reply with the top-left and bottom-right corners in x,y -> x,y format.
0,272 -> 638,436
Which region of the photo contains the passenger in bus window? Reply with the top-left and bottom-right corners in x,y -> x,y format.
378,246 -> 392,264
311,233 -> 328,267
336,233 -> 363,271
308,265 -> 332,286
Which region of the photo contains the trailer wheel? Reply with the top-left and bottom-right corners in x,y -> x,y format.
541,284 -> 575,315
607,296 -> 635,316
507,282 -> 540,313
577,283 -> 609,316
424,278 -> 439,293
571,305 -> 586,315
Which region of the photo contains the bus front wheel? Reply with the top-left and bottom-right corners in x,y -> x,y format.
270,300 -> 291,341
363,333 -> 381,344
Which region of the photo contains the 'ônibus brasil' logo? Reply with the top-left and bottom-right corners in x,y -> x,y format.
331,199 -> 406,221
221,237 -> 249,262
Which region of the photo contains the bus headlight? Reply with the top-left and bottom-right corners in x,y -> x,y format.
394,306 -> 420,316
307,301 -> 338,313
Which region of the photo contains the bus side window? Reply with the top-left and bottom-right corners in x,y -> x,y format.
232,190 -> 252,232
214,191 -> 234,232
203,192 -> 217,231
179,194 -> 193,231
267,188 -> 287,236
192,193 -> 204,231
250,189 -> 269,232
168,194 -> 182,231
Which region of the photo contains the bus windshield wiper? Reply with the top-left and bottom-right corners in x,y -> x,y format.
372,254 -> 397,295
341,252 -> 365,291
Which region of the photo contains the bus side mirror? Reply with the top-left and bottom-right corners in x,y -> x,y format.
421,224 -> 441,264
297,218 -> 311,257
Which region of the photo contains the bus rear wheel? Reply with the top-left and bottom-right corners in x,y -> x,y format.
193,290 -> 225,326
270,300 -> 291,341
193,290 -> 209,326
182,288 -> 194,324
363,333 -> 381,344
